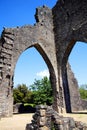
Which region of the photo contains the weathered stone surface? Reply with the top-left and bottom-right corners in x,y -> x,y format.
38,116 -> 46,126
67,63 -> 82,111
81,99 -> 87,110
0,0 -> 87,117
26,105 -> 87,130
39,109 -> 46,117
39,126 -> 49,130
13,103 -> 22,113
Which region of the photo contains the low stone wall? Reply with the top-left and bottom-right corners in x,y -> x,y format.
26,105 -> 87,130
13,103 -> 23,113
82,99 -> 87,110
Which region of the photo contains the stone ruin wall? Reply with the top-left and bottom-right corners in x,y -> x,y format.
52,0 -> 87,112
0,0 -> 87,117
0,6 -> 60,117
26,105 -> 87,130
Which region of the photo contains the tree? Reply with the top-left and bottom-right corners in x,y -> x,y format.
29,76 -> 53,105
13,87 -> 24,104
79,84 -> 87,99
13,84 -> 33,104
13,77 -> 53,106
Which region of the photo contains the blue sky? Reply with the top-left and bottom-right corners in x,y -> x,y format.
14,47 -> 49,87
69,42 -> 87,86
0,0 -> 87,87
0,0 -> 57,33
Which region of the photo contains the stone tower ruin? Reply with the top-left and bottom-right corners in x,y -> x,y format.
0,0 -> 87,117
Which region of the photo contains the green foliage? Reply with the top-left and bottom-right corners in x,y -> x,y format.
13,84 -> 33,104
13,77 -> 53,106
79,84 -> 87,99
13,88 -> 24,103
29,76 -> 53,105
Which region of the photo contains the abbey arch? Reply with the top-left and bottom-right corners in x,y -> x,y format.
0,0 -> 87,116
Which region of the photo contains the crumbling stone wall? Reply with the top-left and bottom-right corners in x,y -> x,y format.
0,0 -> 87,117
81,99 -> 87,110
0,6 -> 59,117
26,105 -> 87,130
52,0 -> 87,112
67,63 -> 82,111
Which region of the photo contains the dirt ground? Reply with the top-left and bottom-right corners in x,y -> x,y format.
0,113 -> 33,130
61,110 -> 87,124
0,111 -> 87,130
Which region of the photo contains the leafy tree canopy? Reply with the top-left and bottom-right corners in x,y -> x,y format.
29,77 -> 53,105
13,84 -> 33,104
13,77 -> 53,106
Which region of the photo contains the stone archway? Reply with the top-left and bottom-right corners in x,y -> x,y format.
52,0 -> 87,113
0,0 -> 87,117
13,43 -> 57,108
0,6 -> 60,117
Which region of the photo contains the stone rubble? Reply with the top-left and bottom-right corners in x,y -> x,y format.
26,105 -> 87,130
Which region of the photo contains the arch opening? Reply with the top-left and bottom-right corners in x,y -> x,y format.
14,47 -> 50,87
62,41 -> 87,112
13,45 -> 56,113
69,41 -> 87,87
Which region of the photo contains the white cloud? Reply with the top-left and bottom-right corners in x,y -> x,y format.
36,69 -> 49,78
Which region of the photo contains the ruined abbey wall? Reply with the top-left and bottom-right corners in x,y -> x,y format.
0,0 -> 87,117
52,0 -> 87,112
0,6 -> 59,116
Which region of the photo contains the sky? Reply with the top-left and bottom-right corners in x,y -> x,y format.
0,0 -> 87,87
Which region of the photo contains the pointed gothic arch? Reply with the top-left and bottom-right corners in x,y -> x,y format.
13,43 -> 57,96
0,0 -> 87,117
